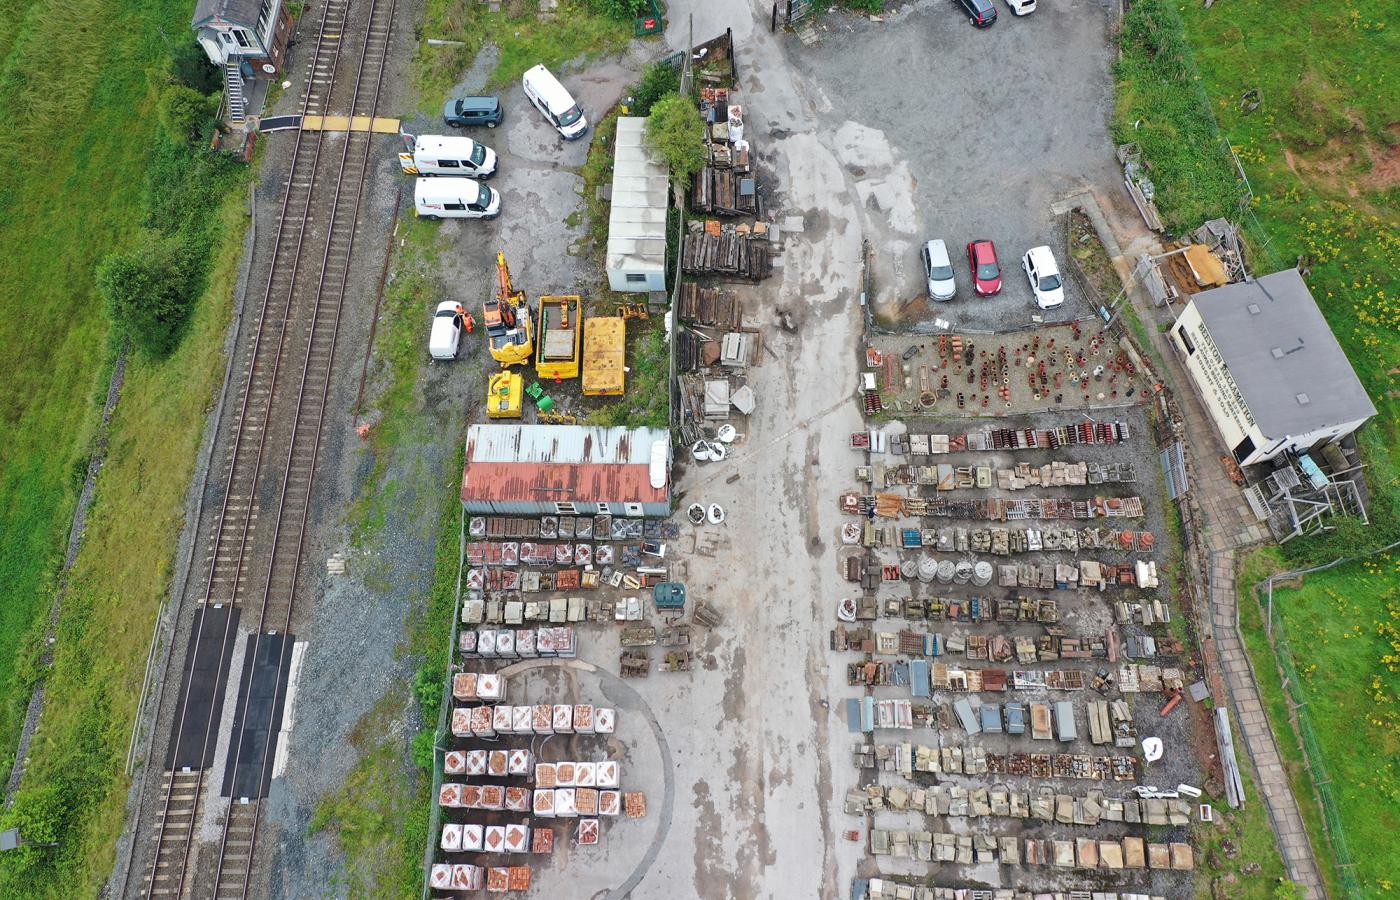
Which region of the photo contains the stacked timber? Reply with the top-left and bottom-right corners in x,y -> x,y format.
677,283 -> 743,328
681,233 -> 772,280
692,167 -> 758,216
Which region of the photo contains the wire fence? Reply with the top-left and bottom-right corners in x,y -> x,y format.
1253,543 -> 1400,899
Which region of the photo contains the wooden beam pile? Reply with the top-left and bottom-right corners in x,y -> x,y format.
692,167 -> 758,216
681,233 -> 772,280
677,283 -> 743,329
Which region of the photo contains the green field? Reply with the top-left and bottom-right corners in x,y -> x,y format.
1116,0 -> 1400,557
1115,1 -> 1400,895
0,0 -> 248,893
1240,550 -> 1400,895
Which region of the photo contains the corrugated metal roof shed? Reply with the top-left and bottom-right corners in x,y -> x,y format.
460,462 -> 667,505
465,423 -> 662,465
606,117 -> 669,283
461,424 -> 670,509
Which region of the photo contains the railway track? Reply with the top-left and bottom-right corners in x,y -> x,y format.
126,0 -> 398,895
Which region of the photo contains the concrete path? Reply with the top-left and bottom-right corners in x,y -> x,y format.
1122,260 -> 1328,898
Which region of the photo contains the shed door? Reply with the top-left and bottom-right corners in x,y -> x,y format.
622,502 -> 644,517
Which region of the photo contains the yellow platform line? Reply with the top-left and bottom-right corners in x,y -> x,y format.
301,115 -> 400,134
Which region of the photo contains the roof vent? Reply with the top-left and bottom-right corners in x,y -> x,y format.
1247,303 -> 1261,315
1270,347 -> 1285,359
1296,393 -> 1311,405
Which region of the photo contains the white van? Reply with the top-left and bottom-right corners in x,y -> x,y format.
522,64 -> 588,140
399,134 -> 497,178
415,177 -> 500,220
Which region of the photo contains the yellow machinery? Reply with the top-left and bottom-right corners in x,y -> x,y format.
535,295 -> 582,381
582,317 -> 626,397
486,371 -> 524,418
484,251 -> 533,368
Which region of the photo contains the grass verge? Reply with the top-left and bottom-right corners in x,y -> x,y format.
1233,548 -> 1400,895
1191,763 -> 1291,899
0,195 -> 248,894
1117,0 -> 1400,560
0,0 -> 218,761
414,1 -> 634,113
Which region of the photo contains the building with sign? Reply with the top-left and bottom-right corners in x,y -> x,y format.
1169,269 -> 1375,466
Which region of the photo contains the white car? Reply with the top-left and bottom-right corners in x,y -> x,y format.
921,239 -> 957,302
1022,245 -> 1066,309
1003,0 -> 1036,15
429,300 -> 463,360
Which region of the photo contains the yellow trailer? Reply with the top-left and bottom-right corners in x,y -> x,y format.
486,371 -> 524,418
582,316 -> 626,397
535,295 -> 582,381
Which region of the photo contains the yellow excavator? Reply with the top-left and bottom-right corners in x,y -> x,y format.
484,251 -> 534,368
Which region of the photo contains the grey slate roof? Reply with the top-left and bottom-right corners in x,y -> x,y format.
1192,269 -> 1375,437
192,0 -> 263,28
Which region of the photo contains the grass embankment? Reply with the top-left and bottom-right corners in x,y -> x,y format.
1116,0 -> 1400,558
0,0 -> 249,893
1115,3 -> 1399,893
1235,549 -> 1400,896
414,0 -> 633,110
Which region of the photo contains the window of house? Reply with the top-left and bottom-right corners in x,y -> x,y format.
622,502 -> 644,517
595,502 -> 612,515
1175,325 -> 1196,356
554,502 -> 578,515
232,28 -> 253,49
625,273 -> 647,284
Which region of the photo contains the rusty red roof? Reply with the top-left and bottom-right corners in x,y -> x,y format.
461,460 -> 667,505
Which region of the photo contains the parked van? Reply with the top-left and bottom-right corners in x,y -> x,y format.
414,177 -> 500,220
522,64 -> 587,140
399,134 -> 497,178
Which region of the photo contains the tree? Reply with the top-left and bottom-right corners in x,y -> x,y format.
644,94 -> 706,187
158,84 -> 217,146
631,61 -> 681,116
171,39 -> 222,94
96,234 -> 194,358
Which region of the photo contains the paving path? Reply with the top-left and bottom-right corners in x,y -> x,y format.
1119,253 -> 1327,899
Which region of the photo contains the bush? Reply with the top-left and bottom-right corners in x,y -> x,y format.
582,0 -> 649,21
410,729 -> 436,771
632,60 -> 681,116
158,85 -> 217,146
645,94 -> 706,186
171,39 -> 222,94
96,234 -> 195,357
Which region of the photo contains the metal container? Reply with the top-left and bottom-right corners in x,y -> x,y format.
917,556 -> 939,584
972,561 -> 994,586
936,560 -> 955,584
953,561 -> 974,584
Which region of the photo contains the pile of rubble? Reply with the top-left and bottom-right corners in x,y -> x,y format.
845,783 -> 1193,826
868,830 -> 1194,870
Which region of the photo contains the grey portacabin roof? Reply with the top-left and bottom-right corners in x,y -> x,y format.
1190,269 -> 1376,436
193,0 -> 265,28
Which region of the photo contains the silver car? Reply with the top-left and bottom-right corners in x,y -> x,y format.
921,239 -> 956,301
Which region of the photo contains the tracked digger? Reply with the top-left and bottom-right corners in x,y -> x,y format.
484,251 -> 534,368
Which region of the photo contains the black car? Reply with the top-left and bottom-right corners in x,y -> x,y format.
443,95 -> 503,129
955,0 -> 997,27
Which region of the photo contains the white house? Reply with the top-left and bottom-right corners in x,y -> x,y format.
1169,269 -> 1375,466
192,0 -> 293,79
606,117 -> 670,293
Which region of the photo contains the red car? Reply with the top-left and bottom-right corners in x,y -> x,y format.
967,239 -> 1003,296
